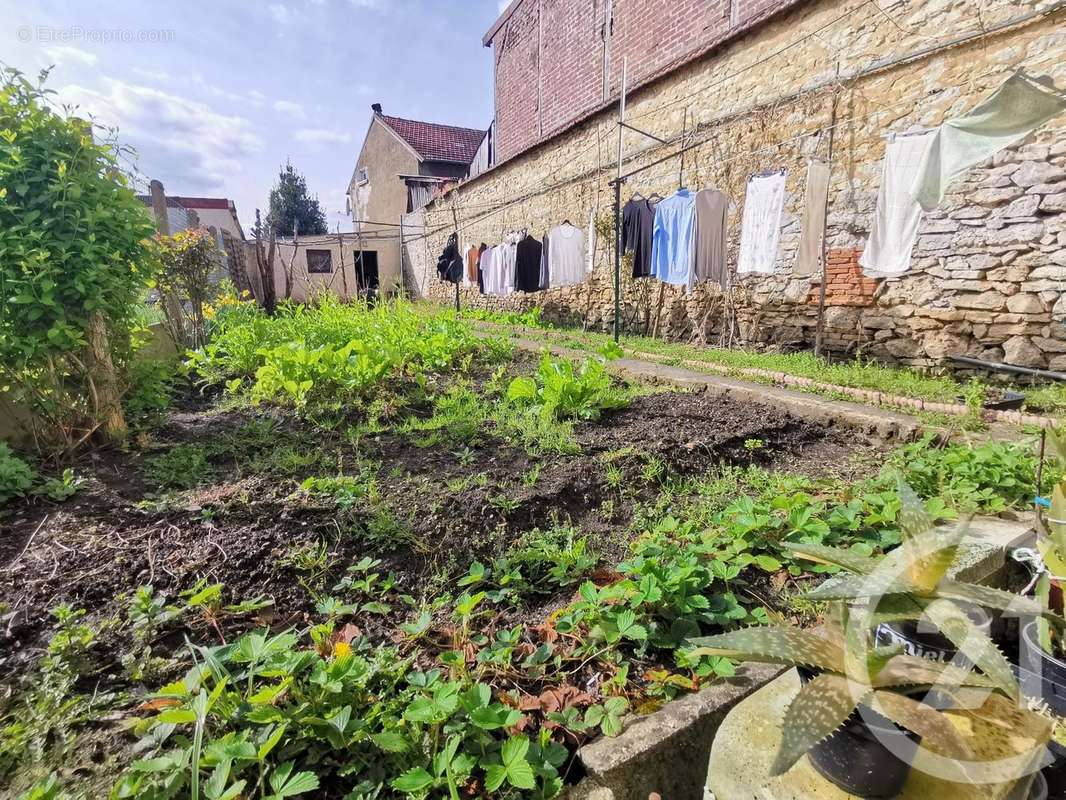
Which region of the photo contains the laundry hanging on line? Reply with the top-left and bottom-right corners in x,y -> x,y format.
860,131 -> 934,277
622,194 -> 658,278
794,161 -> 831,276
691,187 -> 730,290
650,188 -> 697,286
436,234 -> 463,284
515,233 -> 543,292
912,72 -> 1066,212
546,221 -> 587,287
737,171 -> 787,275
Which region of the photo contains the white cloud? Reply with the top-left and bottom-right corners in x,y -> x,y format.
42,45 -> 98,68
132,67 -> 170,82
349,0 -> 384,7
273,99 -> 306,119
294,128 -> 352,145
269,3 -> 291,23
56,78 -> 263,192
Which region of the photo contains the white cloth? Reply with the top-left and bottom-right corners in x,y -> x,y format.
913,73 -> 1066,212
586,206 -> 596,276
737,172 -> 787,274
860,131 -> 935,276
547,223 -> 586,287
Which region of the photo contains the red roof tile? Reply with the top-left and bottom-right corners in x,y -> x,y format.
379,114 -> 486,164
171,196 -> 232,210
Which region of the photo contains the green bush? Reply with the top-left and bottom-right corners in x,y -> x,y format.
507,353 -> 628,421
0,442 -> 36,505
123,358 -> 178,429
0,68 -> 158,448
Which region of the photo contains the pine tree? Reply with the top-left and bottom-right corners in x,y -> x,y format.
266,162 -> 328,236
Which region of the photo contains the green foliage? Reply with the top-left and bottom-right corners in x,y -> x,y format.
154,229 -> 222,348
0,441 -> 36,504
35,468 -> 79,502
507,353 -> 628,422
399,381 -> 488,448
186,297 -> 482,411
123,358 -> 178,430
113,629 -> 563,800
0,68 -> 158,446
146,444 -> 209,490
887,434 -> 1050,513
266,162 -> 327,236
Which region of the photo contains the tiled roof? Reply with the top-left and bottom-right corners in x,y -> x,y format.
136,194 -> 187,208
379,114 -> 486,164
171,196 -> 232,210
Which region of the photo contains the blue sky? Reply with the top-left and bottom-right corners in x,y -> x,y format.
2,0 -> 506,232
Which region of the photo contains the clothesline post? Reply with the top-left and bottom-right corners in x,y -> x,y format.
814,63 -> 841,358
398,213 -> 406,299
613,57 -> 628,343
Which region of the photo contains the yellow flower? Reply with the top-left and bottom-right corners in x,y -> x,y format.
202,303 -> 216,320
333,641 -> 352,659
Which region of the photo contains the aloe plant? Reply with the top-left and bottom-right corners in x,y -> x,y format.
780,479 -> 1060,697
689,607 -> 1001,776
1035,428 -> 1066,656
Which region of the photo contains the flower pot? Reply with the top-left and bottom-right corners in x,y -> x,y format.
874,606 -> 994,667
1019,620 -> 1066,716
797,667 -> 920,798
1007,770 -> 1048,800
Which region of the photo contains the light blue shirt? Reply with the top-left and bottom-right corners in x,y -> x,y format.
650,188 -> 696,285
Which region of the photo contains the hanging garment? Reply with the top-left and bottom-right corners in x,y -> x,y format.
912,73 -> 1066,212
477,243 -> 487,293
860,131 -> 935,276
436,234 -> 463,284
651,189 -> 697,286
538,233 -> 550,290
498,236 -> 518,296
794,161 -> 832,276
691,187 -> 730,290
622,196 -> 657,278
479,245 -> 495,295
465,245 -> 479,286
737,172 -> 787,275
515,234 -> 543,292
547,223 -> 586,287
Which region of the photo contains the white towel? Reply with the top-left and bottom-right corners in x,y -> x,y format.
738,172 -> 787,274
912,73 -> 1066,212
860,131 -> 935,277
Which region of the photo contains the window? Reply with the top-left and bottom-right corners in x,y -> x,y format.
353,251 -> 379,290
306,249 -> 333,274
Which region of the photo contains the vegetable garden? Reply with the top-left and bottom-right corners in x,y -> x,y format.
2,292 -> 1057,799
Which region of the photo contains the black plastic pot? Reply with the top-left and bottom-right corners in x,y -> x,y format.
1019,621 -> 1066,716
874,609 -> 993,667
797,667 -> 920,798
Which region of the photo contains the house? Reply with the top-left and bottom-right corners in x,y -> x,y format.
347,104 -> 487,294
416,0 -> 1066,371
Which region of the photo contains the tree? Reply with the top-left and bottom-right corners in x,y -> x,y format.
0,67 -> 158,449
155,228 -> 221,348
266,162 -> 327,237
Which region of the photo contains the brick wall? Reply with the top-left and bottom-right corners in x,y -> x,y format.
489,0 -> 804,163
808,249 -> 878,307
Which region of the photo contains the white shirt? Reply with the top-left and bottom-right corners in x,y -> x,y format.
547,223 -> 586,287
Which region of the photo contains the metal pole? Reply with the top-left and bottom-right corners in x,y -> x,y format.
398,214 -> 405,297
678,107 -> 687,189
613,57 -> 627,343
814,63 -> 841,358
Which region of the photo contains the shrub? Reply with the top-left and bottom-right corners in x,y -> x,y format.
0,442 -> 36,505
0,68 -> 158,449
123,358 -> 177,430
507,353 -> 628,421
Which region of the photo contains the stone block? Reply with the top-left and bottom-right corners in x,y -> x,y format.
1028,265 -> 1066,282
1006,293 -> 1047,314
1032,336 -> 1066,353
970,186 -> 1024,205
1012,160 -> 1066,188
985,222 -> 1044,245
1002,335 -> 1045,368
1040,192 -> 1066,212
992,194 -> 1041,219
951,290 -> 1006,311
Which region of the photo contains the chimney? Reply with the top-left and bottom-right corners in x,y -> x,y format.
371,103 -> 382,114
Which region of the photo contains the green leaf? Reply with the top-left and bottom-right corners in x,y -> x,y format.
921,599 -> 1018,698
771,673 -> 866,776
392,767 -> 435,793
371,731 -> 409,753
689,626 -> 845,672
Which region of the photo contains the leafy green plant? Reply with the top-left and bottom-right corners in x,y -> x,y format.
0,67 -> 159,449
0,441 -> 36,504
146,444 -> 210,490
35,468 -> 80,501
507,353 -> 628,422
124,357 -> 178,430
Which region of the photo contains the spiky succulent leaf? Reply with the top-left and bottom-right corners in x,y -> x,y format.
687,626 -> 845,672
770,673 -> 868,776
780,541 -> 879,575
873,654 -> 997,690
869,690 -> 970,758
922,599 -> 1018,698
803,573 -> 915,601
1046,483 -> 1066,569
896,480 -> 967,593
935,580 -> 1049,619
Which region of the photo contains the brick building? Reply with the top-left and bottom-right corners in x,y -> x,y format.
411,0 -> 1066,371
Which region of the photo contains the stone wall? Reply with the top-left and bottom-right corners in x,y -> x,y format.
420,0 -> 1066,371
